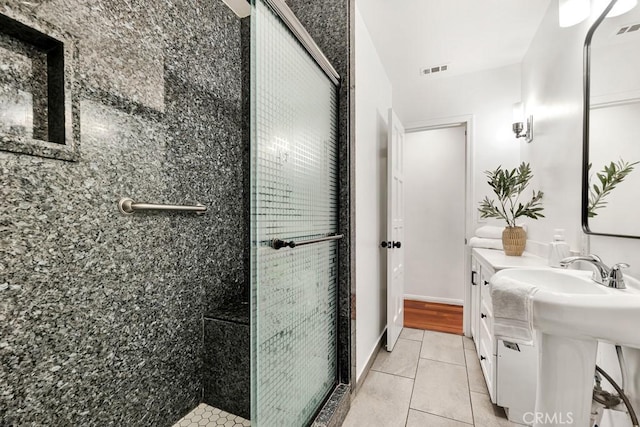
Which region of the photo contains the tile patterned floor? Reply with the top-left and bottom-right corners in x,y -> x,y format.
173,403 -> 250,427
343,328 -> 520,427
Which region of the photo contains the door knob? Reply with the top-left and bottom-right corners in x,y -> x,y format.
481,313 -> 487,319
381,241 -> 402,249
480,355 -> 486,361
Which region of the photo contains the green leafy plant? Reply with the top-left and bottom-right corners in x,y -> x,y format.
478,162 -> 545,227
588,159 -> 639,218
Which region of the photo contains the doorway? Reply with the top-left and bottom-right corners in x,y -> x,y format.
403,122 -> 468,326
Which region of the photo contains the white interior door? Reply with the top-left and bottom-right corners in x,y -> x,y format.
386,108 -> 405,351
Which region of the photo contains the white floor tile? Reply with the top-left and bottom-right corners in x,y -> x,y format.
410,358 -> 473,424
406,409 -> 473,426
465,348 -> 488,395
400,328 -> 424,342
463,336 -> 475,350
470,391 -> 519,427
421,330 -> 465,365
371,338 -> 421,378
172,404 -> 249,427
342,371 -> 414,427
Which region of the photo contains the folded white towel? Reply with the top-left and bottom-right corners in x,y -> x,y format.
490,271 -> 539,345
468,237 -> 502,250
474,225 -> 504,239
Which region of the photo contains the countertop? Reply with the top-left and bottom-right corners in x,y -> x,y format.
472,247 -> 549,271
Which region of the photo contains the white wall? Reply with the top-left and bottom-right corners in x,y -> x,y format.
404,127 -> 466,303
354,1 -> 392,382
521,1 -> 640,422
520,0 -> 590,251
396,65 -> 522,233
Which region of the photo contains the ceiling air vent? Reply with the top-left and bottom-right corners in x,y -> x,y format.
617,23 -> 640,35
420,63 -> 449,76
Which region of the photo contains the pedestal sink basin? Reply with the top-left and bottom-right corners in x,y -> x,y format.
491,268 -> 640,427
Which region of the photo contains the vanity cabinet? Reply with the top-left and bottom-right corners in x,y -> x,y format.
470,254 -> 498,402
469,248 -> 547,422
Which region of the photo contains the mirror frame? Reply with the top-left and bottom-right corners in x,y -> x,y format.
581,0 -> 640,239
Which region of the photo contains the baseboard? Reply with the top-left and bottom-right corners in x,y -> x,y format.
403,294 -> 463,306
355,328 -> 386,394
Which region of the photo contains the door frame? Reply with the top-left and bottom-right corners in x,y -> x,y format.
404,114 -> 474,337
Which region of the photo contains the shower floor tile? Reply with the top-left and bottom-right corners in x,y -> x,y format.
173,403 -> 250,427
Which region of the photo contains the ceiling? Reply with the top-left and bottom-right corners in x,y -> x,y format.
357,0 -> 553,95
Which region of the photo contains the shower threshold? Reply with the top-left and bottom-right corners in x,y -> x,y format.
173,403 -> 250,427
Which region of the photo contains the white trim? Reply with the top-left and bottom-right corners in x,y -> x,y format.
356,327 -> 386,383
221,0 -> 250,17
404,294 -> 464,306
404,114 -> 474,336
591,90 -> 640,109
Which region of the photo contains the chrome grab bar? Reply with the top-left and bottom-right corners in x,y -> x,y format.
118,198 -> 207,215
271,234 -> 343,250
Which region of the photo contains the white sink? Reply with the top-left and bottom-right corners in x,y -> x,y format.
491,267 -> 640,427
494,268 -> 608,295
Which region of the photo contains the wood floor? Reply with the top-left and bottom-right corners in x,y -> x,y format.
404,300 -> 463,335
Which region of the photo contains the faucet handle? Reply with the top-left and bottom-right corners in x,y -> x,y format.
612,262 -> 630,269
608,263 -> 630,289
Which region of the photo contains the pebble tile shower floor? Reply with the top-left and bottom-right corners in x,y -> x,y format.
173,403 -> 250,427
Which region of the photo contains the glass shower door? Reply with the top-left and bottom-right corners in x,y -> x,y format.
250,0 -> 339,425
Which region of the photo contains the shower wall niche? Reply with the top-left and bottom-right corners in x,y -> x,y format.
0,10 -> 79,160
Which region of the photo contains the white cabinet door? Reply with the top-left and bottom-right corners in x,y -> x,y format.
470,257 -> 480,353
479,298 -> 496,403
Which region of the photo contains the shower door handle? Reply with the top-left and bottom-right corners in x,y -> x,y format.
271,234 -> 343,250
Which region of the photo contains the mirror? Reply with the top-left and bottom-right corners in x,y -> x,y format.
583,0 -> 640,238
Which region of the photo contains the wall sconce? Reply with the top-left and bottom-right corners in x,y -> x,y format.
513,102 -> 533,143
603,0 -> 638,18
559,0 -> 591,27
563,0 -> 639,28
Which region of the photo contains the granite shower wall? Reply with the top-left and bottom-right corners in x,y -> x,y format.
0,1 -> 245,426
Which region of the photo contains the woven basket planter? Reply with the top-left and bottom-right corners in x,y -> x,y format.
502,226 -> 526,256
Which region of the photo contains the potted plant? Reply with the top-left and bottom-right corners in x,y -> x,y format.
478,162 -> 544,256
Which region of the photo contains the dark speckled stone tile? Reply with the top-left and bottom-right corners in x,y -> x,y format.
311,383 -> 351,427
202,313 -> 250,419
0,0 -> 245,426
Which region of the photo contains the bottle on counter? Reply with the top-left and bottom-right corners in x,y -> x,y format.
548,229 -> 571,268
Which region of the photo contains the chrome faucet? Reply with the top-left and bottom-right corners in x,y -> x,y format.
560,254 -> 629,289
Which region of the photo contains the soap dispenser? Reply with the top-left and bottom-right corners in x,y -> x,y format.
548,229 -> 570,268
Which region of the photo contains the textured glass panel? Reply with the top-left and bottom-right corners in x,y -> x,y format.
250,1 -> 338,426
